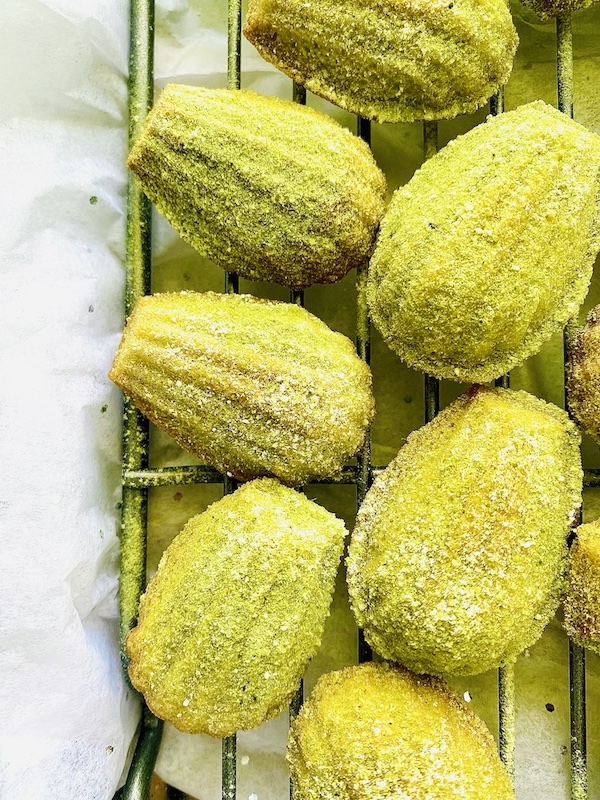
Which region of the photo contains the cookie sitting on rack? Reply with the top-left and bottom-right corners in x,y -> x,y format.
109,291 -> 375,486
367,101 -> 600,383
244,0 -> 518,123
567,305 -> 600,446
127,85 -> 386,289
287,663 -> 514,800
347,386 -> 582,676
521,0 -> 598,18
127,479 -> 347,737
564,519 -> 600,654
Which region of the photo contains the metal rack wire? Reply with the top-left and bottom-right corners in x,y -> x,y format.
557,17 -> 588,799
117,2 -> 591,798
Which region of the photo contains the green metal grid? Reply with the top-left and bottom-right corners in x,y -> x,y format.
117,2 -> 589,798
556,17 -> 587,800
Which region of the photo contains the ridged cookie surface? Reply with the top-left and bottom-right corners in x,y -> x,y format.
368,101 -> 600,382
109,291 -> 375,485
127,479 -> 347,736
347,386 -> 582,676
287,662 -> 514,800
128,85 -> 386,288
244,0 -> 518,123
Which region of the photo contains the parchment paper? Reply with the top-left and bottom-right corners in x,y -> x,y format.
2,1 -> 600,799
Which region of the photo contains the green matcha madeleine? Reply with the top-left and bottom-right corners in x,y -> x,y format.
244,0 -> 518,123
368,101 -> 600,383
567,305 -> 600,445
109,291 -> 374,485
127,479 -> 347,737
347,386 -> 582,676
564,520 -> 600,654
521,0 -> 598,18
287,662 -> 514,800
127,85 -> 386,289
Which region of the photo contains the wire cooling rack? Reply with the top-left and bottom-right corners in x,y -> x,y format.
116,2 -> 593,798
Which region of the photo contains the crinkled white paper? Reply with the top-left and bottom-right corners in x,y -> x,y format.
1,0 -> 600,799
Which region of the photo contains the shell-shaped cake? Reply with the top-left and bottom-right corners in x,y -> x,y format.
567,306 -> 600,445
128,85 -> 386,288
244,0 -> 518,123
347,386 -> 582,676
521,0 -> 597,19
127,479 -> 347,736
564,520 -> 600,655
368,101 -> 600,383
109,291 -> 375,485
287,663 -> 514,800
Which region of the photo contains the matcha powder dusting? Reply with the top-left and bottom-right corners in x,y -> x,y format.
521,0 -> 598,18
563,520 -> 600,654
347,386 -> 582,676
287,662 -> 514,800
127,85 -> 386,289
368,101 -> 600,383
127,479 -> 347,737
245,0 -> 518,123
109,291 -> 375,485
